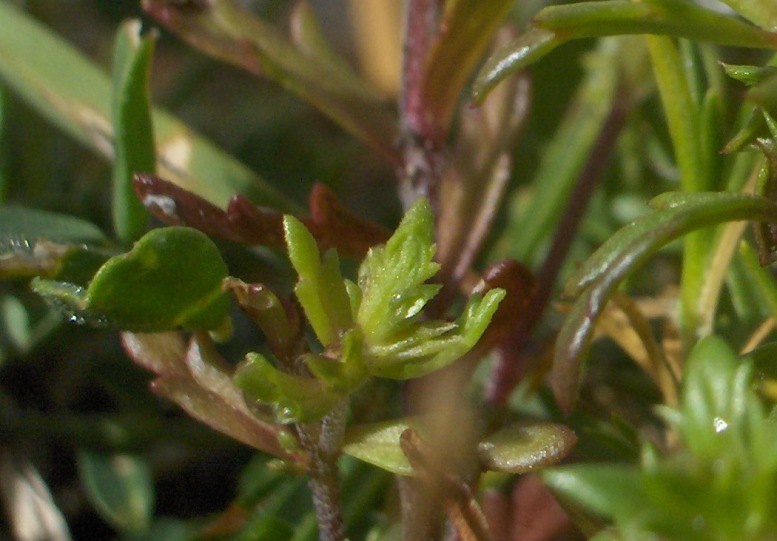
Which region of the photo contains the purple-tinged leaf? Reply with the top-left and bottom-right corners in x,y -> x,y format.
134,174 -> 388,257
121,332 -> 307,465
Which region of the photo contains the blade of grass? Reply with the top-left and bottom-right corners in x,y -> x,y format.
646,35 -> 710,346
0,2 -> 299,213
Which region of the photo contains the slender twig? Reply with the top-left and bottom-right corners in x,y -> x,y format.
486,93 -> 629,406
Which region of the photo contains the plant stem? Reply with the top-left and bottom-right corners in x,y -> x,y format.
398,0 -> 445,211
296,401 -> 348,541
486,93 -> 629,406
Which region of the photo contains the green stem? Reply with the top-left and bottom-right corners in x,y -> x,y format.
646,36 -> 709,347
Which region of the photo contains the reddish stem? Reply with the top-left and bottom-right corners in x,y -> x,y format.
398,0 -> 445,211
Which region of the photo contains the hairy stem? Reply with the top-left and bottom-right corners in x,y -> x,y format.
398,0 -> 445,211
296,400 -> 349,541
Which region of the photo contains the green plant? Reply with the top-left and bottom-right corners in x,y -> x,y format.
3,0 -> 777,540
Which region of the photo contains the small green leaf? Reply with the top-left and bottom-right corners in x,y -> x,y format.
679,336 -> 767,466
235,352 -> 342,423
284,215 -> 352,347
477,422 -> 577,474
34,227 -> 228,331
357,198 -> 440,344
77,450 -> 154,534
721,62 -> 777,86
112,20 -> 156,243
354,198 -> 504,379
342,418 -> 423,476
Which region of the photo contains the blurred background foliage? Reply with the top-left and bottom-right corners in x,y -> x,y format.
3,0 -> 777,540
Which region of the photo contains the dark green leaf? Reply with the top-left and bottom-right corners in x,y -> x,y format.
77,450 -> 154,534
553,192 -> 777,412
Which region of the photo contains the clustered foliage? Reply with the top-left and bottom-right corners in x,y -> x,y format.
3,0 -> 777,540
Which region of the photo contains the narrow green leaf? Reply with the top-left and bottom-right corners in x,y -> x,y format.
721,63 -> 777,86
473,27 -> 559,103
473,0 -> 777,102
284,215 -> 352,347
0,2 -> 297,212
112,20 -> 156,243
422,0 -> 514,131
716,0 -> 777,31
77,450 -> 154,534
554,192 -> 777,412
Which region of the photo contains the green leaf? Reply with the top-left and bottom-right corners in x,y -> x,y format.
0,1 -> 297,212
234,352 -> 343,423
477,421 -> 577,474
721,63 -> 777,86
342,418 -> 422,476
77,450 -> 154,534
357,198 -> 440,344
354,198 -> 504,379
422,0 -> 514,132
33,227 -> 229,332
112,20 -> 156,243
553,192 -> 777,412
473,0 -> 777,102
284,215 -> 352,347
